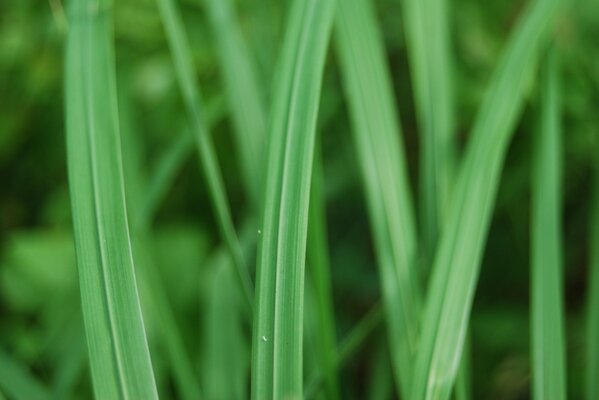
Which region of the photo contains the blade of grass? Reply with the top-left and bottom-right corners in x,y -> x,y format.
119,83 -> 203,400
400,0 -> 455,258
201,253 -> 247,400
204,1 -> 342,396
531,48 -> 567,400
453,332 -> 472,400
366,341 -> 394,400
589,134 -> 599,400
335,0 -> 420,396
0,350 -> 51,400
155,0 -> 253,311
204,0 -> 266,207
138,94 -> 227,228
410,0 -> 562,398
64,1 -> 158,398
306,147 -> 340,400
400,0 -> 473,396
251,0 -> 336,397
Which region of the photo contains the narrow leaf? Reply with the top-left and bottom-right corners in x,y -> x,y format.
251,0 -> 337,397
205,0 -> 267,207
155,0 -> 253,310
411,0 -> 562,398
531,48 -> 567,400
64,0 -> 158,397
335,0 -> 420,396
400,0 -> 456,255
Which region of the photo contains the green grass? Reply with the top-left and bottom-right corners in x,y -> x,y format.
250,0 -> 336,397
335,0 -> 420,396
411,0 -> 562,398
3,0 -> 593,398
155,0 -> 254,311
64,0 -> 159,397
531,48 -> 567,400
400,0 -> 455,257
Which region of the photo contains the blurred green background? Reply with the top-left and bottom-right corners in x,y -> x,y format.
1,0 -> 598,398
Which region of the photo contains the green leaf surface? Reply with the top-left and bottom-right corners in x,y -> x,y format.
335,0 -> 420,396
411,0 -> 562,398
155,0 -> 253,311
251,0 -> 337,397
531,48 -> 567,400
400,0 -> 455,255
205,0 -> 267,207
64,0 -> 159,397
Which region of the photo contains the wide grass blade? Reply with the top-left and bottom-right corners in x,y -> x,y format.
251,0 -> 336,397
589,135 -> 599,400
400,0 -> 455,256
155,0 -> 253,310
335,0 -> 420,396
0,350 -> 51,400
410,0 -> 562,398
64,0 -> 159,398
531,48 -> 566,400
205,0 -> 266,207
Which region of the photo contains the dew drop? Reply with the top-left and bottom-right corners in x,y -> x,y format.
257,229 -> 262,235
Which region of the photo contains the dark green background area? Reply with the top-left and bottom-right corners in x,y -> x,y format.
1,0 -> 598,398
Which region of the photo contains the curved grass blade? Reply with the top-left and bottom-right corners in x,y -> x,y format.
251,0 -> 336,397
588,134 -> 599,400
64,0 -> 159,397
119,85 -> 202,400
410,0 -> 562,398
205,0 -> 266,207
400,0 -> 455,257
335,0 -> 420,396
0,350 -> 51,400
155,0 -> 253,311
531,48 -> 566,400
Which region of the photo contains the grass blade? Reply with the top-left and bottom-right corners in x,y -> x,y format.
205,0 -> 267,207
335,0 -> 420,396
201,252 -> 247,400
531,48 -> 567,400
119,84 -> 202,400
251,0 -> 336,397
155,0 -> 253,311
138,95 -> 227,227
410,0 -> 562,398
64,1 -> 159,398
306,148 -> 340,400
400,0 -> 455,256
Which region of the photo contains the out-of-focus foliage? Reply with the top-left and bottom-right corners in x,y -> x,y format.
0,0 -> 597,398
